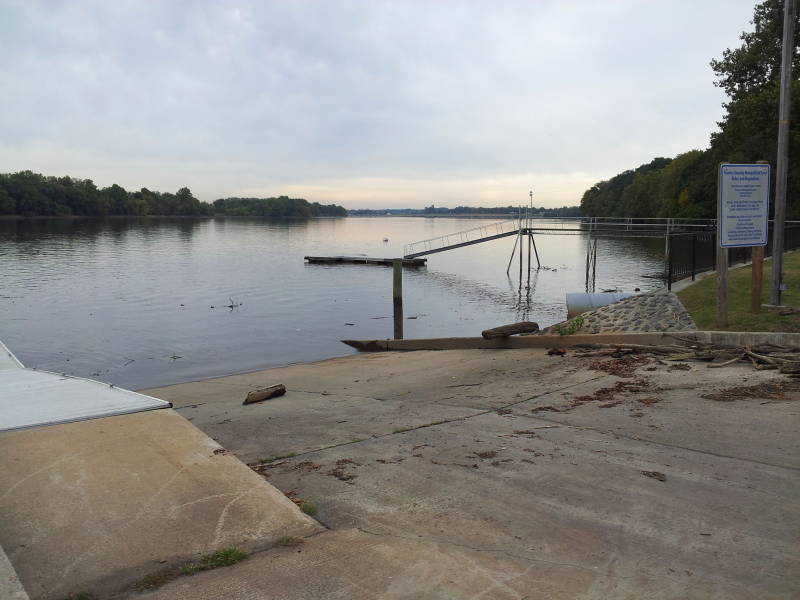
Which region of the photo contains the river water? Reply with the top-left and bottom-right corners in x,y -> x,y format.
0,216 -> 667,389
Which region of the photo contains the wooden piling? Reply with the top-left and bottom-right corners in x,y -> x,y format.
751,245 -> 765,313
717,247 -> 728,328
393,259 -> 403,339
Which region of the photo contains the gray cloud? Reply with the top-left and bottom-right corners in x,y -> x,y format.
0,0 -> 756,207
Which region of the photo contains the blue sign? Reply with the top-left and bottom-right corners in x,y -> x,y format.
718,163 -> 770,248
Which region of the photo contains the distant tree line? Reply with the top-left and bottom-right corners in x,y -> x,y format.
0,171 -> 346,218
581,0 -> 799,220
0,171 -> 211,216
213,197 -> 347,217
349,205 -> 581,217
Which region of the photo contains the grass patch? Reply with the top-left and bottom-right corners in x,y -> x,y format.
180,547 -> 248,576
677,251 -> 800,332
553,316 -> 584,335
133,570 -> 179,592
131,547 -> 249,592
275,535 -> 305,547
255,452 -> 297,464
299,501 -> 317,516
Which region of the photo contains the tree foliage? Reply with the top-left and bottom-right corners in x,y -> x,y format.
0,172 -> 347,218
349,205 -> 581,217
212,197 -> 347,217
581,0 -> 798,219
0,171 -> 212,216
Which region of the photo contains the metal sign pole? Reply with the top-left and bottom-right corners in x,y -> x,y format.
770,0 -> 796,305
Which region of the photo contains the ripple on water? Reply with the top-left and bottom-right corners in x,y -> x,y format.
0,217 -> 667,388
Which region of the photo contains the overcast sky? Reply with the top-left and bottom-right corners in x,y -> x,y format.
1,1 -> 758,208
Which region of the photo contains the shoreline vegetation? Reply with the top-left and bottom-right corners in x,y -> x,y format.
0,171 -> 347,218
580,0 -> 799,221
348,205 -> 581,217
0,170 -> 581,220
677,251 -> 800,332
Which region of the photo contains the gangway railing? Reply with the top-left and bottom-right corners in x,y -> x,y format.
403,216 -> 718,258
403,218 -> 520,258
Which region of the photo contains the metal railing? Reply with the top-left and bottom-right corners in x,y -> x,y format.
403,218 -> 520,257
666,222 -> 800,288
403,216 -> 717,257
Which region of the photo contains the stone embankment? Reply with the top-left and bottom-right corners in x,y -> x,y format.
545,290 -> 696,334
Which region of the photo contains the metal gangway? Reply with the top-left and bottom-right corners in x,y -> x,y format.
402,216 -> 716,259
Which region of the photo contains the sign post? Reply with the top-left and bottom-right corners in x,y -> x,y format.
717,163 -> 771,325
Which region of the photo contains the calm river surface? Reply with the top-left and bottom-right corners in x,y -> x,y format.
0,217 -> 667,389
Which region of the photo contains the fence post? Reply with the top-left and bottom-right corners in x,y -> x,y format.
691,234 -> 697,281
667,244 -> 673,291
752,245 -> 765,313
393,259 -> 403,339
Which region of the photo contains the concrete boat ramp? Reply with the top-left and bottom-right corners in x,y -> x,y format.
0,343 -> 320,600
2,337 -> 799,598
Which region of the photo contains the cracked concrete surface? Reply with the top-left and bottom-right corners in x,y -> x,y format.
137,348 -> 800,599
0,409 -> 321,600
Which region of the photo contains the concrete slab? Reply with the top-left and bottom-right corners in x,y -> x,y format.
142,350 -> 604,462
137,348 -> 800,599
256,413 -> 798,599
140,526 -> 746,600
0,409 -> 322,600
0,545 -> 28,600
510,362 -> 800,469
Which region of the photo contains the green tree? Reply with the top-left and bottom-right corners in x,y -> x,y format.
0,185 -> 15,214
103,184 -> 129,214
709,0 -> 799,216
580,0 -> 797,219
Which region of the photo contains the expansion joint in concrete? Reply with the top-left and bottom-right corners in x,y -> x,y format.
291,389 -> 388,402
258,376 -> 611,465
515,413 -> 800,472
352,526 -> 678,585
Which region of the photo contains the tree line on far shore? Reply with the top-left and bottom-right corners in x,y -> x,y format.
581,0 -> 799,220
349,205 -> 581,217
0,171 -> 346,218
213,197 -> 347,217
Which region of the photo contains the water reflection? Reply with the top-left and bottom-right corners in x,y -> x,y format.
507,266 -> 541,322
1,216 -> 668,389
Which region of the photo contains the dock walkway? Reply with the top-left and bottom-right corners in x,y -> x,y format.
402,216 -> 715,258
304,255 -> 426,267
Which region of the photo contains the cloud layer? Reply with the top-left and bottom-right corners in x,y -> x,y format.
0,0 -> 756,207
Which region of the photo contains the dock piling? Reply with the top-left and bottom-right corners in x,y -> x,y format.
393,259 -> 403,339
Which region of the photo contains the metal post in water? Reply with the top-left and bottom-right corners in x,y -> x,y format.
585,226 -> 592,292
531,234 -> 541,269
667,245 -> 673,291
506,230 -> 520,275
526,232 -> 531,274
518,216 -> 523,281
393,259 -> 403,339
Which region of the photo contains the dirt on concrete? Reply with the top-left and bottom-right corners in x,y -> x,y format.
587,354 -> 653,378
135,347 -> 800,600
701,380 -> 800,402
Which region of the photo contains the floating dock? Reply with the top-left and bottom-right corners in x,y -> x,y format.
304,256 -> 426,267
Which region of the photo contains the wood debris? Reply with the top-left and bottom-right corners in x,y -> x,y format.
573,338 -> 800,374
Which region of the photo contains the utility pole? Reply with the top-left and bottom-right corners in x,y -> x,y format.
529,189 -> 533,210
771,0 -> 796,305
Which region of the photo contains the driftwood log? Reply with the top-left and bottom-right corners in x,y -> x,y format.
481,321 -> 540,339
243,384 -> 286,405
